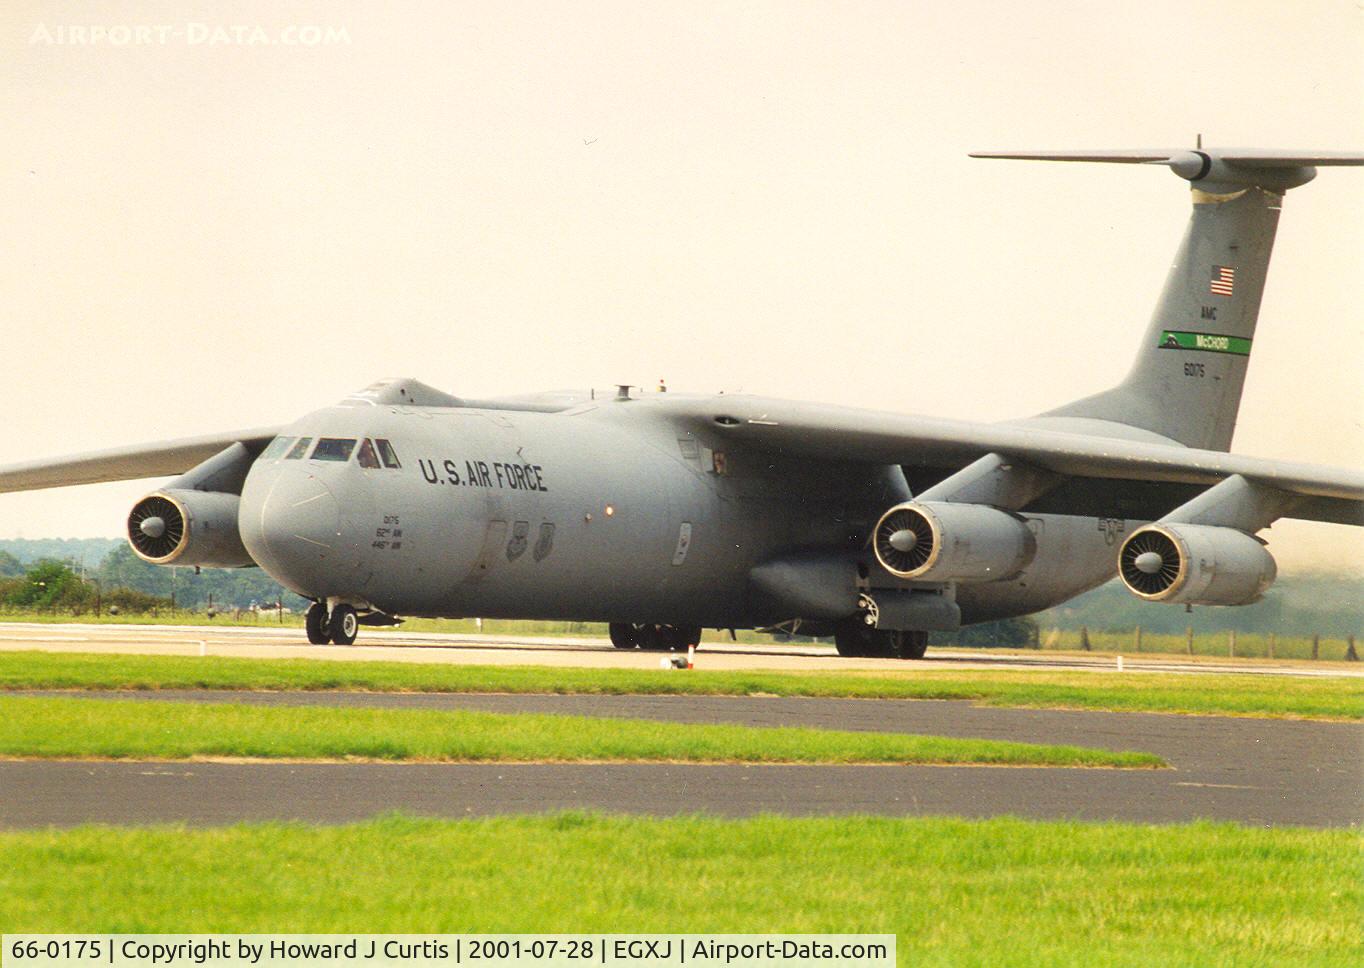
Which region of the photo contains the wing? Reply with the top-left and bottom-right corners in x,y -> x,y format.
675,396 -> 1364,525
0,427 -> 282,494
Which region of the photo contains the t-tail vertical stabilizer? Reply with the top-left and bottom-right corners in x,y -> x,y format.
974,148 -> 1364,452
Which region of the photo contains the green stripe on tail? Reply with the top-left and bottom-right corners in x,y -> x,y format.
1158,330 -> 1252,356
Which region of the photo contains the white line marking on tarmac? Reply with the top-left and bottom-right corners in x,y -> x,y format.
1172,781 -> 1261,790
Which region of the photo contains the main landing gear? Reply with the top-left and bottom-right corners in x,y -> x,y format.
609,623 -> 703,652
834,618 -> 928,660
306,602 -> 359,645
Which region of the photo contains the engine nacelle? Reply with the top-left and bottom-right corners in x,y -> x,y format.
873,501 -> 1035,582
126,488 -> 255,568
1118,523 -> 1276,606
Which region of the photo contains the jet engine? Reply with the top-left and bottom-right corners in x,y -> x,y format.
1118,523 -> 1276,606
126,488 -> 255,568
873,501 -> 1035,582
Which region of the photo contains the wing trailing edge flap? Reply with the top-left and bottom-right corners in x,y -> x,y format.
685,397 -> 1363,525
0,427 -> 282,495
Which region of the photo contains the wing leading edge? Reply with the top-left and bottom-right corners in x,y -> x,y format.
0,427 -> 282,494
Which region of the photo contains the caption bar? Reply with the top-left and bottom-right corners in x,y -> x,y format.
3,937 -> 894,968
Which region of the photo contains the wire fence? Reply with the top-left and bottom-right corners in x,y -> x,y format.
1042,627 -> 1359,661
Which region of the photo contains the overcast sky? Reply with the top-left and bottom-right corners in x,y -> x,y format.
2,0 -> 1361,571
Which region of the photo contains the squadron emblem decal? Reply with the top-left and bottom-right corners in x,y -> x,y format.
506,520 -> 530,561
533,523 -> 556,562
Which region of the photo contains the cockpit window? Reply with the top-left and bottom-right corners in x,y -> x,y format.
376,438 -> 402,469
356,438 -> 381,469
259,436 -> 293,460
284,437 -> 312,460
311,437 -> 356,462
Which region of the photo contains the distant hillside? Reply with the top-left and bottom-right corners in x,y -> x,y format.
0,538 -> 121,568
1039,573 -> 1363,637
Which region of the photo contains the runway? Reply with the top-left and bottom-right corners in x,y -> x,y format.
4,690 -> 1360,828
1,622 -> 1358,677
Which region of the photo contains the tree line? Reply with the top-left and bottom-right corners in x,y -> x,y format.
0,541 -> 306,613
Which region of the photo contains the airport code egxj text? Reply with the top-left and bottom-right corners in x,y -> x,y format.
417,458 -> 549,492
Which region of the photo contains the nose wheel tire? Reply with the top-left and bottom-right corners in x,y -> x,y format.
305,603 -> 330,645
328,604 -> 359,645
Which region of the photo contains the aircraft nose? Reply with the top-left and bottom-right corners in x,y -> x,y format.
245,471 -> 342,595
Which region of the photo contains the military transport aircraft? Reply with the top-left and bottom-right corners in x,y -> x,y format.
3,148 -> 1361,657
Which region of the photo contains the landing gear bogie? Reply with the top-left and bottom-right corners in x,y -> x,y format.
834,619 -> 928,660
608,623 -> 702,651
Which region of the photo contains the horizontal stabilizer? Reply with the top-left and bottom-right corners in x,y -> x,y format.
970,148 -> 1364,167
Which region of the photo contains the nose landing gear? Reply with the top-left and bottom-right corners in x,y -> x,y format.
305,602 -> 360,645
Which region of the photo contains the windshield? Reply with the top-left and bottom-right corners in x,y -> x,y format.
311,438 -> 356,462
258,436 -> 293,460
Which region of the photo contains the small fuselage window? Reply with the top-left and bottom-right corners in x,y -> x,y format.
376,438 -> 402,469
312,437 -> 356,462
356,438 -> 381,469
259,436 -> 293,460
284,437 -> 313,460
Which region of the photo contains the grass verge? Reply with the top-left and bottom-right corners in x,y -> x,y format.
0,696 -> 1159,767
1,813 -> 1358,966
1,650 -> 1360,720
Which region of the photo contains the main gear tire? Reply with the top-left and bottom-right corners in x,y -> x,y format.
898,630 -> 930,660
608,623 -> 639,649
834,619 -> 882,657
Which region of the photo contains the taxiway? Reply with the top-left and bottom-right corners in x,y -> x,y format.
3,690 -> 1359,828
0,622 -> 1356,677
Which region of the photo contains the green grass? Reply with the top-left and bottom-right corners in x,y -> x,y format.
1,650 -> 1359,720
1,814 -> 1357,965
0,695 -> 1159,767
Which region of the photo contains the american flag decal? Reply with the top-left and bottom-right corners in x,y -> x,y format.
1209,265 -> 1236,296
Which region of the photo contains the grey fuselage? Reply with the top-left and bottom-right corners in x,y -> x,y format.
236,389 -> 1124,630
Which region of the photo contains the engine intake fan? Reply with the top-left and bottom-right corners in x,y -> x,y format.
127,494 -> 186,561
874,505 -> 935,575
1119,528 -> 1183,597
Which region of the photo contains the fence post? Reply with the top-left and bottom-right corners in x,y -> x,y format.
1080,626 -> 1091,651
1185,626 -> 1194,656
1267,633 -> 1275,659
1134,626 -> 1142,652
1347,636 -> 1359,662
1228,629 -> 1236,658
1311,634 -> 1320,661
